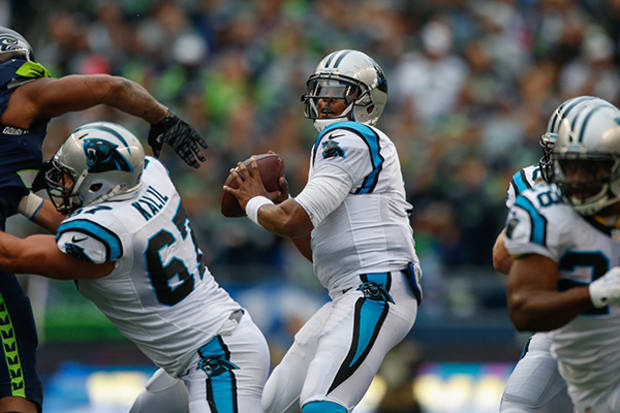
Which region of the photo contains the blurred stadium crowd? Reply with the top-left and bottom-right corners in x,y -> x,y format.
10,0 -> 617,278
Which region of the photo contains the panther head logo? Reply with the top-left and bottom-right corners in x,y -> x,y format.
83,138 -> 132,173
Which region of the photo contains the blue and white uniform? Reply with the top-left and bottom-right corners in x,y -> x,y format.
505,184 -> 620,413
0,58 -> 53,411
500,166 -> 573,413
505,164 -> 543,209
57,158 -> 269,413
262,121 -> 421,413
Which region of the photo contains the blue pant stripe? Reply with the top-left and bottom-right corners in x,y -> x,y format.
302,400 -> 347,413
200,336 -> 238,413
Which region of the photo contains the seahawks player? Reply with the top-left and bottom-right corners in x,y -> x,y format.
0,122 -> 269,412
224,50 -> 422,413
0,27 -> 207,413
505,103 -> 620,413
494,96 -> 618,413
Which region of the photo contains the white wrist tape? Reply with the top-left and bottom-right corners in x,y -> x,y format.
589,267 -> 620,308
17,192 -> 44,220
245,196 -> 273,225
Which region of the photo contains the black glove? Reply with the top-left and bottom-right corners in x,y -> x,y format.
148,111 -> 208,168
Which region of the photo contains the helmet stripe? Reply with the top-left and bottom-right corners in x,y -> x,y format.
324,51 -> 339,68
333,50 -> 351,68
578,105 -> 609,143
550,96 -> 593,133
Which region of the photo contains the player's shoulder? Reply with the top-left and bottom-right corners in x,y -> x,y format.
313,121 -> 385,163
0,59 -> 50,89
144,156 -> 168,174
57,204 -> 126,262
509,163 -> 544,194
512,183 -> 575,225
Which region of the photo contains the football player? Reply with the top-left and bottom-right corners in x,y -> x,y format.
0,27 -> 206,413
505,102 -> 620,413
494,96 -> 618,413
0,122 -> 269,413
224,49 -> 422,413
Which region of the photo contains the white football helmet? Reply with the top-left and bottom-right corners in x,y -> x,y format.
301,49 -> 387,132
45,122 -> 145,214
539,96 -> 617,182
0,27 -> 34,62
550,103 -> 620,215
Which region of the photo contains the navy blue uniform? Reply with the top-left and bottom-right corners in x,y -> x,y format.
0,58 -> 51,411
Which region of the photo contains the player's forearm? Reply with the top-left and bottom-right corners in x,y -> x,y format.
30,200 -> 64,233
257,199 -> 313,239
508,288 -> 593,331
0,233 -> 112,279
98,76 -> 168,124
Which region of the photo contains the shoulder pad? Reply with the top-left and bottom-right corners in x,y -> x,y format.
56,216 -> 123,261
505,184 -> 574,261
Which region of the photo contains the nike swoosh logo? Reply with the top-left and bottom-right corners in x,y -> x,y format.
328,133 -> 345,139
71,236 -> 87,243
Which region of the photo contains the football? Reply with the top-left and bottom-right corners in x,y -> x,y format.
221,153 -> 285,217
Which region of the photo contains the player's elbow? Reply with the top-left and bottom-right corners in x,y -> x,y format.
104,76 -> 131,100
492,251 -> 512,274
507,292 -> 538,332
492,234 -> 512,274
0,240 -> 35,274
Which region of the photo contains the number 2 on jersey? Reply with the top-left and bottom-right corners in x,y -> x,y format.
558,251 -> 609,316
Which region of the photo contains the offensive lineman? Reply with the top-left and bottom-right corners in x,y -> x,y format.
224,49 -> 423,413
505,102 -> 620,412
0,27 -> 207,413
493,96 -> 619,413
0,122 -> 269,412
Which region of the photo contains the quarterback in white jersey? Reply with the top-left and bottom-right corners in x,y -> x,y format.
224,50 -> 422,413
0,122 -> 269,413
505,102 -> 620,413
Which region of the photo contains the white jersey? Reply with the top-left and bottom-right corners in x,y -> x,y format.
504,184 -> 620,406
56,157 -> 242,376
505,163 -> 543,208
297,121 -> 419,292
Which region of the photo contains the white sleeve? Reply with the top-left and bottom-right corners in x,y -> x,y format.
57,231 -> 109,264
295,163 -> 352,227
56,218 -> 124,264
503,193 -> 564,263
312,129 -> 376,191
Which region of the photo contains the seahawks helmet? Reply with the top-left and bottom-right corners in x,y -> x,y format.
0,27 -> 34,63
301,49 -> 387,132
539,96 -> 616,182
549,103 -> 620,215
45,122 -> 145,214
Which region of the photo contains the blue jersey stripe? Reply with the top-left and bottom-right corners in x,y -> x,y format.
514,196 -> 547,246
511,169 -> 530,196
56,219 -> 123,261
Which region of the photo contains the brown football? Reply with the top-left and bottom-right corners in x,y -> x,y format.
221,153 -> 285,217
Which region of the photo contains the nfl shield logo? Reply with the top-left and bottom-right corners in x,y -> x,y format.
612,229 -> 620,242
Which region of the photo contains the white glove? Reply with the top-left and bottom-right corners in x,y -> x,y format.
589,267 -> 620,308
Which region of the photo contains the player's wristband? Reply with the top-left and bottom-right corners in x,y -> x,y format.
17,192 -> 44,220
245,196 -> 274,226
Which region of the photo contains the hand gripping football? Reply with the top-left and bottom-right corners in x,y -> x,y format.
221,153 -> 285,217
